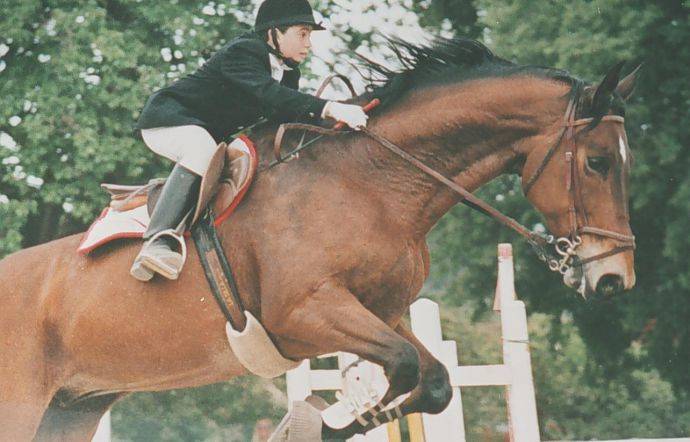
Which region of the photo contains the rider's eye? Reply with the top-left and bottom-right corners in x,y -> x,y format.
586,156 -> 610,177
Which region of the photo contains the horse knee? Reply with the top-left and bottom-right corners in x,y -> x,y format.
385,343 -> 420,394
420,362 -> 452,414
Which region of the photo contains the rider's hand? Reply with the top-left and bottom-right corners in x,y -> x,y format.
322,101 -> 368,130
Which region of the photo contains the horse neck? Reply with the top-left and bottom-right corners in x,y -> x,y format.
341,77 -> 569,237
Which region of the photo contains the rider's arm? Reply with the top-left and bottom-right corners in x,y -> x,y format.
220,39 -> 327,121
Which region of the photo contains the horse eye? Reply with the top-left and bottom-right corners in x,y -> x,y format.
586,156 -> 610,176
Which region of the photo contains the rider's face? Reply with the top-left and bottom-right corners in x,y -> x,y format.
273,25 -> 313,63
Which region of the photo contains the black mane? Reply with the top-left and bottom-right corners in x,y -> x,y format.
249,35 -> 619,153
359,36 -> 583,110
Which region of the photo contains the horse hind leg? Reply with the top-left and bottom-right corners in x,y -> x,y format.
0,345 -> 57,440
0,385 -> 53,441
33,391 -> 128,442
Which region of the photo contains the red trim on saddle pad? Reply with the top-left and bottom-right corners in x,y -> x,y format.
77,206 -> 149,255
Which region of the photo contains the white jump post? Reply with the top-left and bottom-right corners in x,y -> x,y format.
409,299 -> 465,440
494,243 -> 540,442
407,243 -> 540,441
92,411 -> 111,442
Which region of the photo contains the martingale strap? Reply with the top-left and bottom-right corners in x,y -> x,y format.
191,209 -> 247,330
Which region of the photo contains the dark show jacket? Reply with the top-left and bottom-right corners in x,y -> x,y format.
135,34 -> 328,143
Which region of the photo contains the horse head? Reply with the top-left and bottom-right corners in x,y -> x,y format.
519,63 -> 641,299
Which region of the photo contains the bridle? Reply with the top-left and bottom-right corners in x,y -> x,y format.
270,82 -> 635,276
521,93 -> 635,274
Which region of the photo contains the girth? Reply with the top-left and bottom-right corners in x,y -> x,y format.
191,209 -> 247,330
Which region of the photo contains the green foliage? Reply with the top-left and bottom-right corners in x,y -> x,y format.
112,378 -> 286,441
0,0 -> 251,249
423,0 -> 690,436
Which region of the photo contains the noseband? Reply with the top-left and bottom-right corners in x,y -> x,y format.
272,93 -> 635,275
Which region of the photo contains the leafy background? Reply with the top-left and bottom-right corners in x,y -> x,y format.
1,0 -> 688,440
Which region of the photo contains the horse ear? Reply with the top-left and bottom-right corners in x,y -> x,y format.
591,61 -> 626,114
586,61 -> 626,126
615,63 -> 643,101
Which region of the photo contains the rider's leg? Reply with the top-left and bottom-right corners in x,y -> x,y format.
130,163 -> 200,280
130,125 -> 218,281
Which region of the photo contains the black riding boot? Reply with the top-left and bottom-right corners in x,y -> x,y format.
130,163 -> 201,281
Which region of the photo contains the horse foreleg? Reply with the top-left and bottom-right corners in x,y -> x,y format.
324,323 -> 453,437
266,280 -> 421,439
392,323 -> 452,415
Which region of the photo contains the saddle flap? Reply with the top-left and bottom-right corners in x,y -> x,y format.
212,145 -> 252,216
192,142 -> 227,225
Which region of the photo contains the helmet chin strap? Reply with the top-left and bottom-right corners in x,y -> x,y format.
268,28 -> 299,69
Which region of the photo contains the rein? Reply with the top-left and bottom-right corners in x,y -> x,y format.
270,94 -> 634,275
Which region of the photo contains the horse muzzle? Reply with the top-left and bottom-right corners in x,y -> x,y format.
563,240 -> 636,300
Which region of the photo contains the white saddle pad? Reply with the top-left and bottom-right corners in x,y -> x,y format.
77,205 -> 150,254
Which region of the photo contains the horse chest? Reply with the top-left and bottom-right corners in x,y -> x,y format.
349,242 -> 429,324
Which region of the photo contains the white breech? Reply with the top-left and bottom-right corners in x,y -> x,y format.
141,125 -> 219,176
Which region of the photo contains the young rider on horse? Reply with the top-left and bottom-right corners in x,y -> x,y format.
131,0 -> 368,281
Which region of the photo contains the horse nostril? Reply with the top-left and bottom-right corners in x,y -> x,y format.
595,274 -> 624,297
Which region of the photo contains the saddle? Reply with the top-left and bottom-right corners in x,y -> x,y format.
78,136 -> 258,254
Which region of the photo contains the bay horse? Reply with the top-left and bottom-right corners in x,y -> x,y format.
0,37 -> 638,441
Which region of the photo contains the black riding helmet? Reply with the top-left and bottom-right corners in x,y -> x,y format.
254,0 -> 325,32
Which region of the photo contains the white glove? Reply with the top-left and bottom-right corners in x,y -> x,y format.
322,101 -> 368,130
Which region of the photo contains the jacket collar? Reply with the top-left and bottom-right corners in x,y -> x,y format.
269,52 -> 293,81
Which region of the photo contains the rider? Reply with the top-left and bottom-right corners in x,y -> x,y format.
131,0 -> 368,281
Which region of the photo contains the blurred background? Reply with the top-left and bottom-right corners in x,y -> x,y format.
1,0 -> 688,440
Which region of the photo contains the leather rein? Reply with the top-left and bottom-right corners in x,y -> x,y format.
270,82 -> 634,275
